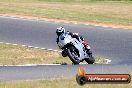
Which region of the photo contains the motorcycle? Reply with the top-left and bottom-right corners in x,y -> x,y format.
57,32 -> 95,64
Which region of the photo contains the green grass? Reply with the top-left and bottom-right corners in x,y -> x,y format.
0,77 -> 131,88
0,43 -> 105,65
0,43 -> 71,65
0,0 -> 132,28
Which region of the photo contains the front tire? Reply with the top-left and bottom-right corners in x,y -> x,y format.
62,50 -> 67,57
67,46 -> 80,64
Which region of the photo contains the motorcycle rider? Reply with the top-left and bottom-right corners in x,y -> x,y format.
56,27 -> 91,54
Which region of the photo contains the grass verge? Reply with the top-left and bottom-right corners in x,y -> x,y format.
0,0 -> 132,29
0,43 -> 105,65
0,77 -> 131,88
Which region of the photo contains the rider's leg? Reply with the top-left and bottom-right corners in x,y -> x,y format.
72,35 -> 80,42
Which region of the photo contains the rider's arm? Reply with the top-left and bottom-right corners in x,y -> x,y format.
72,33 -> 80,41
67,31 -> 74,37
70,32 -> 84,42
56,37 -> 62,49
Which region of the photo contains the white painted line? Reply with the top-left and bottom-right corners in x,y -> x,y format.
22,45 -> 27,47
53,50 -> 58,52
105,59 -> 111,64
58,51 -> 62,53
0,15 -> 35,22
28,46 -> 34,48
0,64 -> 61,67
34,47 -> 39,49
12,44 -> 18,46
48,49 -> 53,51
0,42 -> 3,43
0,42 -> 63,53
38,64 -> 61,66
41,48 -> 46,50
6,43 -> 11,45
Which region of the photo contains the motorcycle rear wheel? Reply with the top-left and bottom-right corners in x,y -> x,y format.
85,55 -> 95,64
85,51 -> 95,64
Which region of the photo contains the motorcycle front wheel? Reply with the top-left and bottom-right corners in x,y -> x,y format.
67,46 -> 80,64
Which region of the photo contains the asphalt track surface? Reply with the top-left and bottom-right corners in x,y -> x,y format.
0,16 -> 132,64
0,64 -> 132,81
0,16 -> 132,80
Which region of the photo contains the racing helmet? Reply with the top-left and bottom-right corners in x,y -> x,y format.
56,27 -> 65,36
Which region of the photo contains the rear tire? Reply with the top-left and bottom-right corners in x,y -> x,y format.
85,57 -> 95,64
85,51 -> 95,64
67,46 -> 80,64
